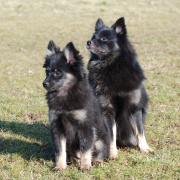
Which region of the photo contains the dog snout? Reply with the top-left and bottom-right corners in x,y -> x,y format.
43,81 -> 49,88
87,40 -> 91,46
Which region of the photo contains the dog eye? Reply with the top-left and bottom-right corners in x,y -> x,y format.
101,37 -> 108,41
54,70 -> 61,77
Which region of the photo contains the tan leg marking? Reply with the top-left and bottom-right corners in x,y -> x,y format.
54,138 -> 67,171
80,149 -> 92,171
138,133 -> 154,154
109,123 -> 118,159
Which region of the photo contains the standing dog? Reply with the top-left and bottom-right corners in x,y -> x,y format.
43,41 -> 110,171
86,17 -> 154,159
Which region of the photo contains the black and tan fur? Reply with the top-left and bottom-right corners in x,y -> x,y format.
43,41 -> 110,171
86,17 -> 154,158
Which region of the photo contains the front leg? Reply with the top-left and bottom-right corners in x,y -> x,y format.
49,112 -> 67,171
109,117 -> 118,159
99,95 -> 118,159
80,149 -> 92,171
103,111 -> 118,159
78,126 -> 94,171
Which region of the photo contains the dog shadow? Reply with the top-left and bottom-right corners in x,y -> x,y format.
0,120 -> 53,161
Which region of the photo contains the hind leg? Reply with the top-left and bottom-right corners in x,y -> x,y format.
132,110 -> 154,153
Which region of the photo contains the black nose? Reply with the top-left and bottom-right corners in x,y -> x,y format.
43,82 -> 48,88
87,40 -> 91,46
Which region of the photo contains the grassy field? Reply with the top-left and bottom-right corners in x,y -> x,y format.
0,0 -> 179,179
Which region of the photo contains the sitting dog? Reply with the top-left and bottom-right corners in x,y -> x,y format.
86,17 -> 154,158
43,41 -> 110,171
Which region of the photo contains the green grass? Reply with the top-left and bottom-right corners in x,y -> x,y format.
0,0 -> 179,179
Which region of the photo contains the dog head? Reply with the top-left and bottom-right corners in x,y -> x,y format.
87,17 -> 127,60
43,41 -> 84,93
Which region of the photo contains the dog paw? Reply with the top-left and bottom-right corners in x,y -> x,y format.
109,149 -> 118,160
109,142 -> 118,160
140,147 -> 154,154
109,155 -> 118,160
80,164 -> 91,171
92,159 -> 103,167
53,165 -> 67,171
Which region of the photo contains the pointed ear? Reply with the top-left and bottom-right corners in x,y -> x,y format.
46,40 -> 60,56
95,18 -> 106,31
112,17 -> 126,35
64,42 -> 77,65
